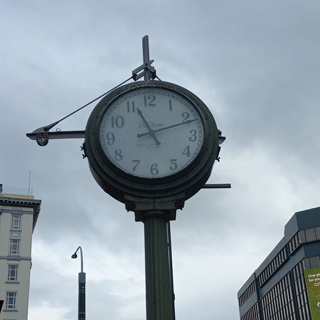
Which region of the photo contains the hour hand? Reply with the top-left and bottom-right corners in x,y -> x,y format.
137,108 -> 161,145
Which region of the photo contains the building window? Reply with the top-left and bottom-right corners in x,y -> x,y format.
240,302 -> 260,320
258,247 -> 288,286
5,292 -> 17,309
238,280 -> 257,307
11,214 -> 21,230
9,239 -> 20,255
293,260 -> 311,319
7,265 -> 18,282
305,228 -> 317,242
261,273 -> 296,320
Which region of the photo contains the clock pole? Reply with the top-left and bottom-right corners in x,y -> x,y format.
138,37 -> 175,319
127,197 -> 180,320
142,211 -> 175,320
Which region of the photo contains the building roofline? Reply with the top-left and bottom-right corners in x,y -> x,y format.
0,195 -> 41,231
237,206 -> 320,297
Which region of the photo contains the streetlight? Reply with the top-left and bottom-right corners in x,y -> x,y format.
71,246 -> 86,320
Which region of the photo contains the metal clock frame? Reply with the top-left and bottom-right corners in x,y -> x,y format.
84,80 -> 220,211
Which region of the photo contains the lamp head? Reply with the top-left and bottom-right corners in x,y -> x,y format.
71,253 -> 77,259
218,130 -> 226,145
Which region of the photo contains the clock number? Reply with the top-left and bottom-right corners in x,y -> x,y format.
111,116 -> 124,128
127,101 -> 136,113
189,129 -> 197,142
182,146 -> 191,157
132,160 -> 140,171
150,163 -> 159,176
106,132 -> 115,145
170,159 -> 178,170
144,95 -> 156,107
114,149 -> 123,161
168,99 -> 173,111
181,112 -> 190,122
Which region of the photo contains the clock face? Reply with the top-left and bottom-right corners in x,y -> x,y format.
98,87 -> 205,179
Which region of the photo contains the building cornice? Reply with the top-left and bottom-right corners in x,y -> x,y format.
0,196 -> 41,231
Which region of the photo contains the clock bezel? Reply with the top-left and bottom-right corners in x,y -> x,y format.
85,80 -> 219,204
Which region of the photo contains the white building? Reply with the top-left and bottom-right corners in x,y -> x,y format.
0,186 -> 41,320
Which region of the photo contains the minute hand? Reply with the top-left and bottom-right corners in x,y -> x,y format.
137,119 -> 197,138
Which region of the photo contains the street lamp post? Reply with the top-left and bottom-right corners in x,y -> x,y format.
71,246 -> 86,320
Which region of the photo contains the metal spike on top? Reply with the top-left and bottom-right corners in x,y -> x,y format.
132,35 -> 157,82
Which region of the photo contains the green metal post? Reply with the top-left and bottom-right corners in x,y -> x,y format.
143,211 -> 175,320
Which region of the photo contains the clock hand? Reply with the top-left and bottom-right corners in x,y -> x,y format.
137,119 -> 197,139
136,108 -> 161,145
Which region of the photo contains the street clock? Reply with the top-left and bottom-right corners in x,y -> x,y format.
26,36 -> 228,320
84,80 -> 220,212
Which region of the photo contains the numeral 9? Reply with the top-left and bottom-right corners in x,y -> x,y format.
106,132 -> 115,145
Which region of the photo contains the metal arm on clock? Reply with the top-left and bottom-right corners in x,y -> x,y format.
25,35 -> 156,146
25,37 -> 229,190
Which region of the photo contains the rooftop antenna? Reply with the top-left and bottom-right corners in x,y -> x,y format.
28,171 -> 32,195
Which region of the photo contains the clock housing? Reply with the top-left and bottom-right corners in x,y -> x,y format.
85,81 -> 219,208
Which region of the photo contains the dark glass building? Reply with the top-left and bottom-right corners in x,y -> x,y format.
237,207 -> 320,320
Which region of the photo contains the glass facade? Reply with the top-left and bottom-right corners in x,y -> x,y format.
241,303 -> 260,320
258,247 -> 287,287
293,261 -> 310,320
261,273 -> 295,320
239,280 -> 256,307
238,208 -> 320,320
240,258 -> 315,319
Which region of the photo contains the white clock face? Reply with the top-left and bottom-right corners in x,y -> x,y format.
99,87 -> 204,179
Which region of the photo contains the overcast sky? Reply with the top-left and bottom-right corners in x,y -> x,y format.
1,1 -> 320,319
